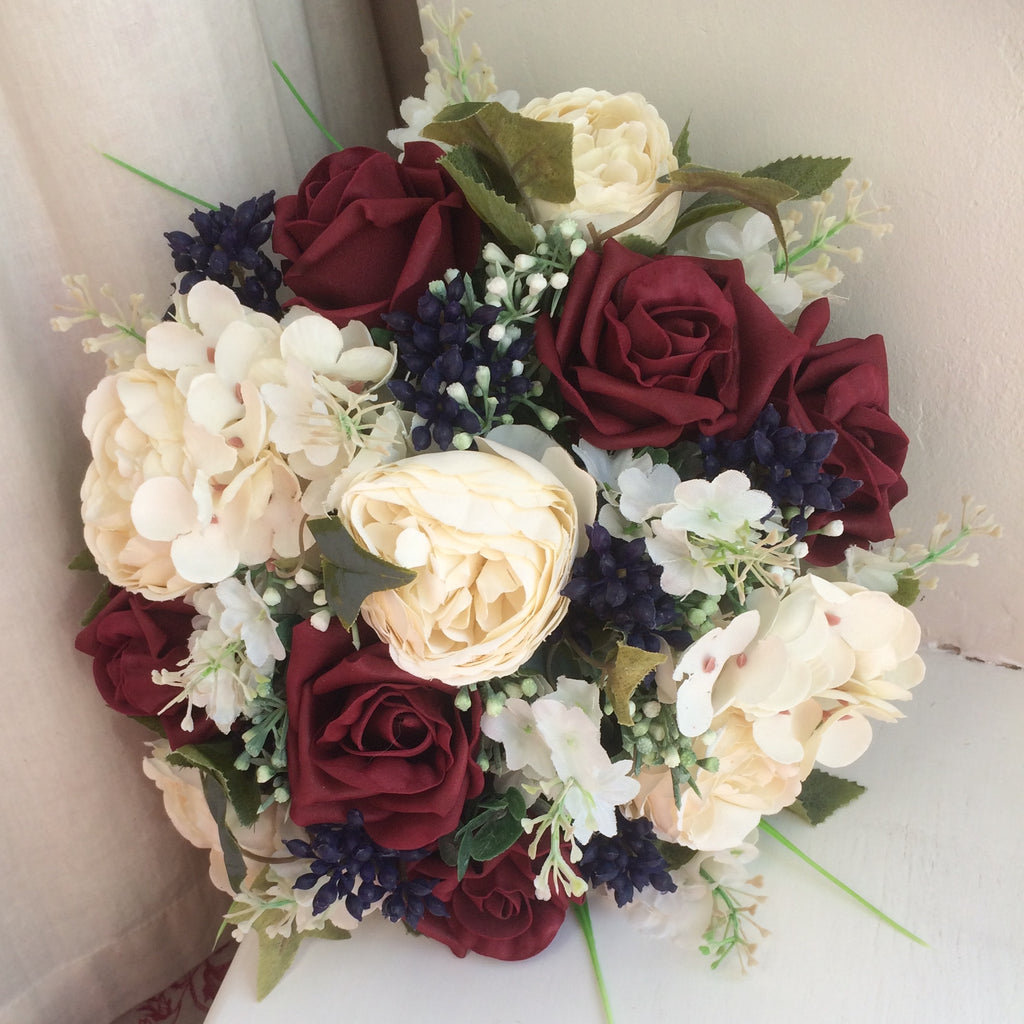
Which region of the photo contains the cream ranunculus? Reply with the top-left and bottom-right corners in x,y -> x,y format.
337,439 -> 582,685
519,88 -> 681,245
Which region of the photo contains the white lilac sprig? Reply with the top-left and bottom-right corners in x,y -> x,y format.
51,274 -> 155,370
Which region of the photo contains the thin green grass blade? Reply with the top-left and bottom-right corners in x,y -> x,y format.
272,61 -> 343,151
759,819 -> 927,946
100,152 -> 215,209
572,899 -> 616,1024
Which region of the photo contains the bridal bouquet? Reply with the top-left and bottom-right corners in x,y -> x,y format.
64,4 -> 996,1005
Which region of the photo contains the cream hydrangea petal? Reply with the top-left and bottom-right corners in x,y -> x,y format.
813,712 -> 875,768
185,280 -> 246,337
130,476 -> 197,541
186,373 -> 243,434
279,313 -> 344,373
170,523 -> 240,584
145,320 -> 212,372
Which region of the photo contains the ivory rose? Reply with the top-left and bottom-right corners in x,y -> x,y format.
337,437 -> 583,685
519,88 -> 681,244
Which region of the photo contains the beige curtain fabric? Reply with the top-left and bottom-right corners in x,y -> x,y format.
0,2 -> 420,1021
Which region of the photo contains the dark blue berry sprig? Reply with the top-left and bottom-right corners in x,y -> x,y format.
383,276 -> 539,451
165,192 -> 283,317
284,811 -> 447,928
578,812 -> 677,907
562,521 -> 690,654
700,405 -> 862,538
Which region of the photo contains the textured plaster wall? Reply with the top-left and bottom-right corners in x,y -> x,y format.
459,0 -> 1024,665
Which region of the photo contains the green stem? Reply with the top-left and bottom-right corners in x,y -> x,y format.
272,62 -> 343,151
758,819 -> 927,945
100,153 -> 216,209
572,899 -> 616,1024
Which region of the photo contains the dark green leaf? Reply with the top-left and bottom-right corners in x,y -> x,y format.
672,117 -> 691,167
439,146 -> 537,251
788,768 -> 866,826
201,772 -> 248,892
424,101 -> 575,203
745,155 -> 851,200
167,741 -> 262,827
68,548 -> 98,572
468,811 -> 524,862
80,585 -> 113,627
309,516 -> 416,630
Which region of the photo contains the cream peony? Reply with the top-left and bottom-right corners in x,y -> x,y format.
519,88 -> 681,244
142,741 -> 289,895
337,437 -> 583,685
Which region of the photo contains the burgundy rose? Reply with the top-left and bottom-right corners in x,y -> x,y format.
286,619 -> 484,849
533,241 -> 810,449
74,588 -> 218,748
409,837 -> 576,960
272,142 -> 481,328
771,316 -> 909,565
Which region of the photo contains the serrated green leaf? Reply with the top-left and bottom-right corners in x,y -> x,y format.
615,233 -> 664,256
605,643 -> 666,726
68,548 -> 98,572
788,768 -> 866,826
256,928 -> 303,1000
309,516 -> 416,630
745,155 -> 851,200
468,811 -> 524,862
167,740 -> 262,827
456,835 -> 472,881
424,101 -> 575,203
664,164 -> 798,254
440,146 -> 537,251
672,117 -> 691,167
202,772 -> 248,892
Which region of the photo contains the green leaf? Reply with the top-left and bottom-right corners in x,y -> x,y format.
424,101 -> 575,203
604,643 -> 666,726
745,155 -> 851,200
893,570 -> 922,608
79,585 -> 113,627
614,233 -> 664,256
316,922 -> 352,942
167,740 -> 262,827
256,928 -> 304,1000
68,548 -> 98,572
672,117 -> 691,167
453,788 -> 527,879
788,767 -> 866,826
309,516 -> 416,630
664,164 -> 798,253
201,772 -> 248,893
439,146 -> 537,251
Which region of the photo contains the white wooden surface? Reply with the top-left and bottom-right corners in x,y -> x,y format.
206,648 -> 1023,1023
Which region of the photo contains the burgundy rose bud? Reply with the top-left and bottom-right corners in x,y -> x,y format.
272,142 -> 482,329
534,240 -> 811,450
74,588 -> 218,748
408,836 -> 578,961
771,327 -> 909,565
285,619 -> 484,850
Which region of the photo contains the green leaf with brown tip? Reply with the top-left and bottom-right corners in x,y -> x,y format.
605,643 -> 667,726
440,146 -> 537,251
424,101 -> 575,203
665,164 -> 798,253
309,516 -> 416,630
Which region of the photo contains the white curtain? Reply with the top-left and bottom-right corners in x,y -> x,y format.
0,3 -> 420,1021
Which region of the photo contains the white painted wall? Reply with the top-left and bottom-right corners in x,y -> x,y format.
460,0 -> 1023,665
